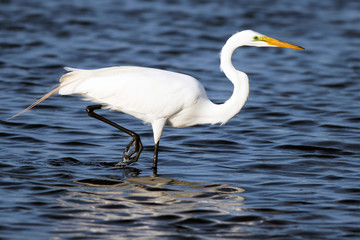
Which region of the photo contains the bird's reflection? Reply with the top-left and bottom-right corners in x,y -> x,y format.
54,172 -> 252,237
73,174 -> 245,208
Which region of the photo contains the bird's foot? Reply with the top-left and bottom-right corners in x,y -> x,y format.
116,137 -> 143,166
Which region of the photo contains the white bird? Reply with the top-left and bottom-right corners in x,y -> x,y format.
9,30 -> 303,171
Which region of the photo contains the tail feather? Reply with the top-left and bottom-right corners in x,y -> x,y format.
7,85 -> 61,120
7,67 -> 84,120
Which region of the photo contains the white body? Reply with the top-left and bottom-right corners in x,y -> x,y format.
59,65 -> 248,143
60,66 -> 209,127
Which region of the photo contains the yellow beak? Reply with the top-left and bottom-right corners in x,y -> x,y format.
263,36 -> 304,50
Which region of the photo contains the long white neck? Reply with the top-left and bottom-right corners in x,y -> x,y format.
199,33 -> 250,125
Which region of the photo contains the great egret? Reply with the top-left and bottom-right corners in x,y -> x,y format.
9,30 -> 303,170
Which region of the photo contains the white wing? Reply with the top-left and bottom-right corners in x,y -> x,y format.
59,66 -> 207,123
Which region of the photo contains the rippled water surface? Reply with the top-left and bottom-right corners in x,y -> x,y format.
1,0 -> 360,239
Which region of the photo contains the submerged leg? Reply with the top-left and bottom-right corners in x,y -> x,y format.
86,105 -> 143,165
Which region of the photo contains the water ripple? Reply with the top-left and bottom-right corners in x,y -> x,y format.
1,0 -> 360,239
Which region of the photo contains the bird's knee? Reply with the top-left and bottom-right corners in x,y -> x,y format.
86,105 -> 102,115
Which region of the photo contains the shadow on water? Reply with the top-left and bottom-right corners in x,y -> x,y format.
55,175 -> 249,238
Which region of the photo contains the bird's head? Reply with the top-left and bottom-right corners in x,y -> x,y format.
233,30 -> 304,49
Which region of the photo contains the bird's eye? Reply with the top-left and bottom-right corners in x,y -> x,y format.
253,36 -> 259,41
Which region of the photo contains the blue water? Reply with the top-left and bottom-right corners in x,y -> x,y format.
1,0 -> 359,239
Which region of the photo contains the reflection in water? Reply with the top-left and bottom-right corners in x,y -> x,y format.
54,176 -> 248,238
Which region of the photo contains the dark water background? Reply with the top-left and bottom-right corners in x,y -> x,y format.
1,0 -> 359,239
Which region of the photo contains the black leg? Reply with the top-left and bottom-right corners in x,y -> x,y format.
86,105 -> 143,165
152,141 -> 160,171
